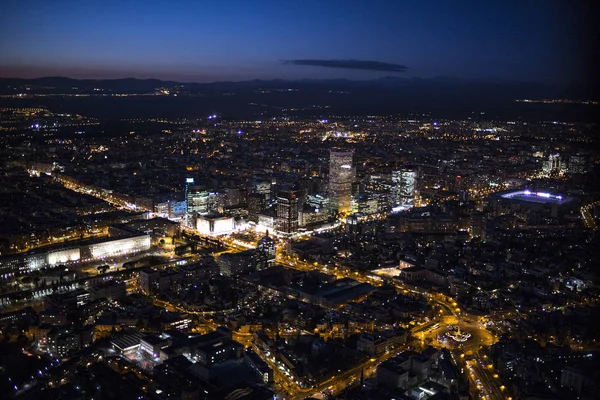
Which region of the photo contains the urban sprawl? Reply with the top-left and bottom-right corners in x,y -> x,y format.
0,107 -> 599,400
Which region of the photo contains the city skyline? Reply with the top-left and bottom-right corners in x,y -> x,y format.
0,2 -> 599,400
0,110 -> 597,400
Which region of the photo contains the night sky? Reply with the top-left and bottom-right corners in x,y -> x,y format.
0,0 -> 595,84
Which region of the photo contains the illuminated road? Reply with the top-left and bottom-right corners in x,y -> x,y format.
463,352 -> 509,400
153,231 -> 502,400
581,201 -> 599,229
269,246 -> 504,398
261,341 -> 412,400
54,175 -> 150,212
248,277 -> 496,398
416,316 -> 496,353
3,187 -> 505,400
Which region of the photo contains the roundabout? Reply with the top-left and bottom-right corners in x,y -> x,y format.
417,316 -> 496,352
444,326 -> 471,342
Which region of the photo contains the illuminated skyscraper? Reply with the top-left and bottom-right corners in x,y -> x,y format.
276,188 -> 299,235
543,154 -> 562,174
247,193 -> 265,223
391,168 -> 417,209
328,150 -> 354,214
186,186 -> 219,227
256,231 -> 276,269
184,177 -> 194,226
569,154 -> 588,174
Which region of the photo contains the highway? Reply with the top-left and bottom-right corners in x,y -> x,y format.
463,351 -> 508,400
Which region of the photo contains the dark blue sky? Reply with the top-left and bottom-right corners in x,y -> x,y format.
0,0 -> 592,83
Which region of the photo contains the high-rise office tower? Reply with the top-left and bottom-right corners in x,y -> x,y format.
184,178 -> 194,226
276,188 -> 299,235
569,154 -> 588,174
186,186 -> 219,226
247,193 -> 265,223
543,154 -> 562,174
470,212 -> 485,238
328,150 -> 355,214
391,168 -> 417,208
399,168 -> 417,206
256,231 -> 276,269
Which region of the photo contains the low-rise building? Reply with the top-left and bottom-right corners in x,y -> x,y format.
217,250 -> 257,276
357,330 -> 406,356
244,348 -> 272,384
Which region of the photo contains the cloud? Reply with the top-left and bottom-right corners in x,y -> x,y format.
282,59 -> 408,73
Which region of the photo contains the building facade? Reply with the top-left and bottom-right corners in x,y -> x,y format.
392,167 -> 417,209
276,189 -> 299,235
186,186 -> 219,226
328,150 -> 355,214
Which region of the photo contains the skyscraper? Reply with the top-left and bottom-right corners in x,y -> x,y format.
247,193 -> 265,223
184,178 -> 194,226
186,186 -> 219,227
276,188 -> 299,236
256,231 -> 276,269
328,150 -> 355,214
543,154 -> 562,174
569,154 -> 588,174
391,168 -> 417,209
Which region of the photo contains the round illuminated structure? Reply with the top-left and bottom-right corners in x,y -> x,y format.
496,189 -> 573,204
445,327 -> 471,343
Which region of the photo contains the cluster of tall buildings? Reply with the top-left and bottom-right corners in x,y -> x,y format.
183,149 -> 417,238
541,153 -> 590,175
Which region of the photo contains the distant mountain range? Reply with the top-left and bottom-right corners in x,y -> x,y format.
0,75 -> 578,92
0,76 -> 597,121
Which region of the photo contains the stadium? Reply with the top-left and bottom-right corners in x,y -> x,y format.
488,189 -> 579,221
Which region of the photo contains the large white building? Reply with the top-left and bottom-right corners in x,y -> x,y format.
329,150 -> 355,214
196,214 -> 234,235
0,234 -> 151,276
47,247 -> 81,266
256,214 -> 275,233
85,235 -> 151,260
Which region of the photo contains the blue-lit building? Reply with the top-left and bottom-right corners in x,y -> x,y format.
488,189 -> 579,223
